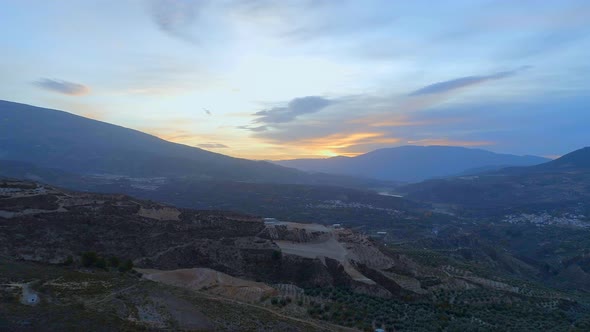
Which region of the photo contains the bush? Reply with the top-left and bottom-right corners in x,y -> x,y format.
118,259 -> 134,272
108,256 -> 120,268
63,255 -> 74,266
272,250 -> 282,260
95,257 -> 107,270
81,252 -> 98,267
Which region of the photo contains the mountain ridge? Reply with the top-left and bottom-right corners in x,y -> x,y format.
275,145 -> 549,182
401,146 -> 590,214
0,100 -> 388,188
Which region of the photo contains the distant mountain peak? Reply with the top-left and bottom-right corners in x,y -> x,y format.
275,145 -> 549,182
548,146 -> 590,168
0,99 -> 382,188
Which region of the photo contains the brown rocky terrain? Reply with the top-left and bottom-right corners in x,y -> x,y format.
2,179 -> 585,331
138,267 -> 279,302
1,179 -> 568,300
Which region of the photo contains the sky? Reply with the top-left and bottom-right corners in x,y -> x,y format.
1,0 -> 589,160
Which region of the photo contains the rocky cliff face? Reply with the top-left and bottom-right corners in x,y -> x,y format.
258,220 -> 490,298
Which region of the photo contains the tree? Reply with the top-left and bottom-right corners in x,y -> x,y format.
108,256 -> 120,268
119,259 -> 134,272
272,250 -> 282,260
63,255 -> 74,266
81,252 -> 98,267
96,257 -> 107,270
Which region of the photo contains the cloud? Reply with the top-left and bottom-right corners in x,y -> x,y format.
240,91 -> 469,155
279,2 -> 397,41
196,142 -> 229,149
293,132 -> 401,156
32,78 -> 90,96
115,54 -> 214,96
237,65 -> 585,158
147,0 -> 201,43
502,31 -> 585,59
146,0 -> 397,48
252,96 -> 333,125
408,67 -> 530,96
239,125 -> 268,132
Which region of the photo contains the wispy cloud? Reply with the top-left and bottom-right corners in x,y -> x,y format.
147,0 -> 201,43
146,0 -> 397,47
196,142 -> 229,149
238,125 -> 268,132
116,54 -> 213,96
239,67 -> 539,157
409,67 -> 530,96
252,96 -> 333,125
32,78 -> 90,96
294,132 -> 401,156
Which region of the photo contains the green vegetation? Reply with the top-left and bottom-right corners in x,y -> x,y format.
108,256 -> 120,268
271,249 -> 282,260
80,252 -> 132,272
303,287 -> 590,331
118,259 -> 134,272
62,255 -> 73,266
81,251 -> 99,267
0,258 -> 331,331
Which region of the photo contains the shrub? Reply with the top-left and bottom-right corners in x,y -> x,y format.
272,250 -> 282,260
81,252 -> 98,267
63,255 -> 74,266
108,256 -> 120,268
118,259 -> 134,272
95,257 -> 107,270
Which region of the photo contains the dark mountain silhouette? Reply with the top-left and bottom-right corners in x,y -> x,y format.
275,145 -> 549,182
539,146 -> 590,169
401,147 -> 590,214
0,100 -> 384,188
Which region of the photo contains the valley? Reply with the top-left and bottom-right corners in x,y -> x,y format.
1,101 -> 589,331
1,180 -> 589,331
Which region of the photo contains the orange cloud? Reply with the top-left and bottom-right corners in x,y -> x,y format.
290,132 -> 401,157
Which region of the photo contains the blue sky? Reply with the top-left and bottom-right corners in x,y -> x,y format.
1,0 -> 589,159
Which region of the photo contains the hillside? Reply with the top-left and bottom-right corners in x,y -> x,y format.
0,159 -> 418,227
0,100 -> 384,188
401,147 -> 590,214
0,180 -> 429,294
2,180 -> 588,331
529,146 -> 590,171
275,145 -> 548,182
